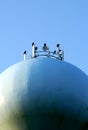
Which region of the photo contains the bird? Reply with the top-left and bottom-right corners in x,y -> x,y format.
23,50 -> 26,54
42,43 -> 49,51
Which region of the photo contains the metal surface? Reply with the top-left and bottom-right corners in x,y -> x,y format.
0,57 -> 88,130
27,43 -> 64,60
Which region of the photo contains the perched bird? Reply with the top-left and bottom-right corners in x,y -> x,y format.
23,50 -> 26,54
42,43 -> 49,51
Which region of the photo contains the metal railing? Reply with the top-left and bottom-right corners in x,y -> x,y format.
23,43 -> 64,61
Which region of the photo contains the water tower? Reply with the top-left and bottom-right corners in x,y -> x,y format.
0,43 -> 88,130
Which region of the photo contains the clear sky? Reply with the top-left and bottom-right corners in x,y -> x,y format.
0,0 -> 88,74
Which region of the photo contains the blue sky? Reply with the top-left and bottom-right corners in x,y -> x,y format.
0,0 -> 88,74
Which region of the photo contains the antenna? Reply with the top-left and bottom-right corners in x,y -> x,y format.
32,42 -> 35,58
23,50 -> 27,61
23,43 -> 64,61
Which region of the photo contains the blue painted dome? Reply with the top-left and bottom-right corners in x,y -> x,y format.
0,57 -> 88,130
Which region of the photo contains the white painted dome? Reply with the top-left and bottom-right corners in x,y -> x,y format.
0,57 -> 88,130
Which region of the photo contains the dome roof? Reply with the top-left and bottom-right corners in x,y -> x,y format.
0,57 -> 88,130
